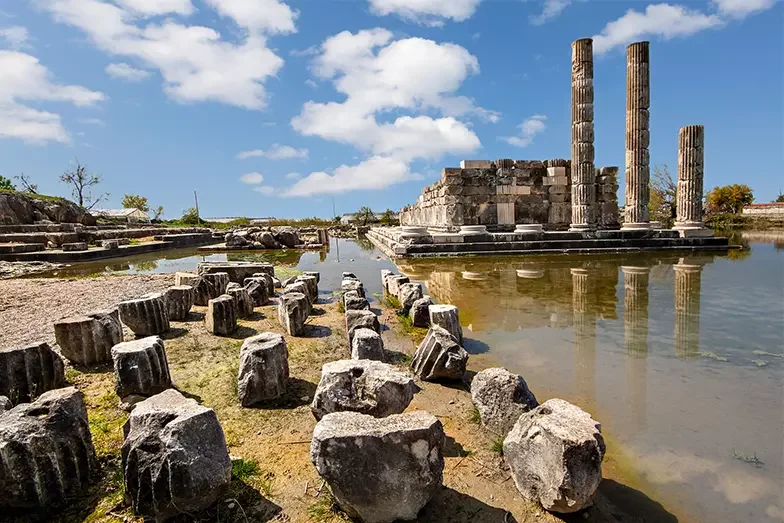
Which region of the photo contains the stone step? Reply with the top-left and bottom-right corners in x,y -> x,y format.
0,232 -> 80,245
0,223 -> 77,233
0,242 -> 47,254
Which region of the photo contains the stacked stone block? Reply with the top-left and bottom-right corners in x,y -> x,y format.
674,125 -> 708,233
570,38 -> 596,231
596,167 -> 621,229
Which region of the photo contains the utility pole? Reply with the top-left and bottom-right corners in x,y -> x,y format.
332,196 -> 336,220
194,191 -> 200,223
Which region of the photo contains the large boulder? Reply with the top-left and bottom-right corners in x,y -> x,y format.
206,295 -> 238,336
163,285 -> 194,321
411,325 -> 468,381
111,336 -> 172,399
122,389 -> 232,520
345,309 -> 380,345
428,304 -> 463,344
238,333 -> 289,407
274,227 -> 300,248
284,281 -> 312,313
277,292 -> 309,336
0,191 -> 95,225
471,368 -> 538,435
311,411 -> 444,523
351,328 -> 385,361
0,342 -> 65,405
0,387 -> 98,509
259,231 -> 280,249
398,282 -> 423,313
504,398 -> 606,513
409,296 -> 432,328
118,293 -> 170,336
54,308 -> 123,365
310,359 -> 415,420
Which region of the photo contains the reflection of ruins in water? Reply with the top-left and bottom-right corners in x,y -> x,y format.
674,259 -> 703,360
622,266 -> 650,434
571,268 -> 597,405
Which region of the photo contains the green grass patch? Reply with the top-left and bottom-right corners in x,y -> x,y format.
231,457 -> 260,482
308,491 -> 352,522
469,406 -> 481,424
0,188 -> 65,202
337,299 -> 345,313
490,437 -> 504,455
383,293 -> 401,309
276,267 -> 304,281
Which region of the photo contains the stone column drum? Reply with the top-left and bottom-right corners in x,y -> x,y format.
111,336 -> 172,399
54,308 -> 123,365
570,38 -> 596,231
674,261 -> 703,360
674,125 -> 712,236
623,41 -> 652,229
206,295 -> 238,336
163,285 -> 194,321
237,333 -> 289,406
0,342 -> 66,405
118,293 -> 170,336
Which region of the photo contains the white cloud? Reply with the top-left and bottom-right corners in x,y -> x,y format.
285,172 -> 301,180
368,0 -> 481,26
253,185 -> 276,195
237,144 -> 308,160
239,172 -> 264,184
285,156 -> 413,197
0,26 -> 29,49
712,0 -> 776,18
503,114 -> 547,148
530,0 -> 571,25
78,117 -> 105,126
0,49 -> 104,143
105,62 -> 150,81
304,78 -> 317,88
592,4 -> 723,55
36,0 -> 294,109
204,0 -> 298,34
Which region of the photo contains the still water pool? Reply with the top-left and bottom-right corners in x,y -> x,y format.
40,233 -> 783,522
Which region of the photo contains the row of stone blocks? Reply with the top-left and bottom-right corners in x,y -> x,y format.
277,271 -> 320,336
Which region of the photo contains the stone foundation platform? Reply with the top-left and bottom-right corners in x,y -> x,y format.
367,227 -> 731,258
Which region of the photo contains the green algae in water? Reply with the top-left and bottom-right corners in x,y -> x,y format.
752,350 -> 783,358
700,351 -> 729,362
733,449 -> 764,468
751,359 -> 769,367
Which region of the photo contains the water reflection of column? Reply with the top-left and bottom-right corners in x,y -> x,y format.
571,269 -> 596,404
674,260 -> 703,360
622,266 -> 650,434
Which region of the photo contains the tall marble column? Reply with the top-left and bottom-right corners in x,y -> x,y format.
571,268 -> 596,405
570,38 -> 597,232
674,260 -> 703,360
622,266 -> 650,434
623,42 -> 651,229
674,125 -> 712,236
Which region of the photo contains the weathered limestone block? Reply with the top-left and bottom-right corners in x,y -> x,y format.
111,336 -> 172,398
409,296 -> 433,327
296,274 -> 319,303
504,398 -> 605,513
244,277 -> 269,306
54,308 -> 123,365
206,295 -> 238,336
303,270 -> 320,284
274,227 -> 300,248
428,304 -> 463,344
0,395 -> 10,413
227,283 -> 254,318
411,325 -> 468,381
184,272 -> 229,306
387,275 -> 410,297
238,333 -> 289,406
252,263 -> 275,277
398,282 -> 423,313
118,293 -> 170,336
345,309 -> 380,345
277,292 -> 309,336
62,242 -> 88,251
251,272 -> 275,296
380,269 -> 393,292
311,411 -> 444,523
311,360 -> 415,420
344,290 -> 370,311
102,239 -> 119,250
0,342 -> 65,405
471,368 -> 539,436
122,389 -> 232,520
341,279 -> 365,299
198,262 -> 272,284
163,285 -> 194,321
342,271 -> 358,280
0,387 -> 97,510
351,328 -> 385,361
175,271 -> 198,287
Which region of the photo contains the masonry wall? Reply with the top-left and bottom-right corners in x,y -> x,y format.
399,159 -> 619,231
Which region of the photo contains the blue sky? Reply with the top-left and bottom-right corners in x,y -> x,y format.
0,0 -> 781,219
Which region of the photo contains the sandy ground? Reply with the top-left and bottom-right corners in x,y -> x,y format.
3,273 -> 681,523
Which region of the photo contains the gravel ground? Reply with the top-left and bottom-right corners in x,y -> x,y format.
0,261 -> 66,279
0,274 -> 173,347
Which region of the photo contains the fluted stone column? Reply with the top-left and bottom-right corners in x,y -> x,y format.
571,269 -> 596,404
674,260 -> 703,360
622,266 -> 650,434
674,125 -> 713,236
570,38 -> 596,231
623,42 -> 651,229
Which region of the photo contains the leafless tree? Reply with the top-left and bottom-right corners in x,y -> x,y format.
59,158 -> 109,210
15,173 -> 38,194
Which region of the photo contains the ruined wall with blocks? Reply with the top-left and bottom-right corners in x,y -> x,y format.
399,159 -> 619,231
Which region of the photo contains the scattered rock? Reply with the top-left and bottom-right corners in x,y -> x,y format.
251,272 -> 275,296
118,293 -> 170,336
54,308 -> 123,365
310,360 -> 415,420
206,295 -> 238,336
62,242 -> 88,252
122,389 -> 232,520
504,398 -> 605,513
227,283 -> 254,318
311,411 -> 444,523
199,262 -> 272,284
429,304 -> 463,344
244,277 -> 270,306
0,342 -> 65,405
163,285 -> 194,321
344,290 -> 370,311
0,387 -> 98,510
411,325 -> 468,381
471,367 -> 538,436
398,282 -> 423,313
274,227 -> 300,248
351,327 -> 385,361
277,292 -> 309,336
259,231 -> 280,249
381,269 -> 393,293
193,272 -> 230,306
111,336 -> 172,398
345,309 -> 380,345
342,272 -> 358,280
303,270 -> 320,284
409,296 -> 433,328
238,333 -> 289,407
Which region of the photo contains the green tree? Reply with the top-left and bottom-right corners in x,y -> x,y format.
60,158 -> 109,209
706,184 -> 754,214
355,206 -> 375,226
0,175 -> 15,191
775,192 -> 784,203
121,194 -> 150,213
648,164 -> 677,227
181,207 -> 201,224
380,208 -> 396,226
152,205 -> 164,220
